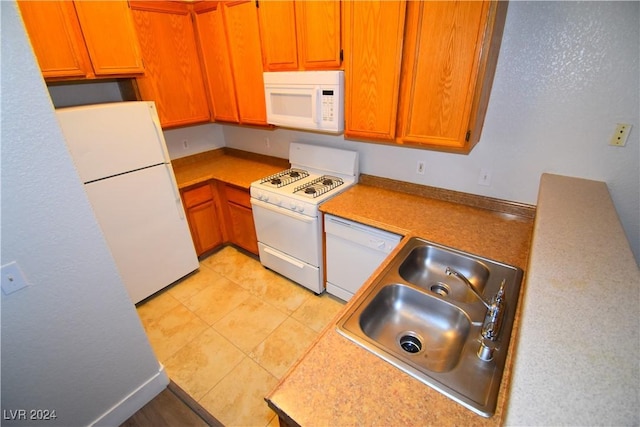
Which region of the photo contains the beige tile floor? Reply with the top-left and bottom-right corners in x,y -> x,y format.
136,246 -> 345,427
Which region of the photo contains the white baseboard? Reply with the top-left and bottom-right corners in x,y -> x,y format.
90,364 -> 169,427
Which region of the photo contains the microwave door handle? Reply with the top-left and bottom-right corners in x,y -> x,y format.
313,88 -> 321,124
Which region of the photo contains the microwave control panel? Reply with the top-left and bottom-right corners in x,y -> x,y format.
321,90 -> 335,123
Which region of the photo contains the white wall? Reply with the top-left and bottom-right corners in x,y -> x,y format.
1,3 -> 166,425
221,1 -> 640,264
164,123 -> 225,159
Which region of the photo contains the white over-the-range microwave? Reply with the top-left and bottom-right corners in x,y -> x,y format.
263,70 -> 344,134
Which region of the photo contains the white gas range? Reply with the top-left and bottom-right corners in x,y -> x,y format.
250,142 -> 359,294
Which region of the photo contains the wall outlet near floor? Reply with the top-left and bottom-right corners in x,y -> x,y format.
478,168 -> 492,186
609,123 -> 632,147
182,139 -> 189,149
416,161 -> 426,175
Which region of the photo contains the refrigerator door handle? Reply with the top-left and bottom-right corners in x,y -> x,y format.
149,105 -> 172,164
164,165 -> 185,220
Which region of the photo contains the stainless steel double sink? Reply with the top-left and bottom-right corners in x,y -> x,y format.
336,237 -> 523,417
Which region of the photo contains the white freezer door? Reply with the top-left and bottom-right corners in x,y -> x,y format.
85,164 -> 198,304
56,101 -> 170,182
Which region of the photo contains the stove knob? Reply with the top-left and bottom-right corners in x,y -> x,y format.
296,204 -> 305,213
262,194 -> 269,202
274,197 -> 282,206
289,201 -> 297,210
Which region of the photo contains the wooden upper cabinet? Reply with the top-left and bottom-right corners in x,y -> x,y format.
257,1 -> 298,70
195,1 -> 266,126
343,1 -> 406,141
73,1 -> 144,75
130,1 -> 210,128
222,1 -> 267,125
396,1 -> 507,153
258,0 -> 341,71
18,1 -> 143,80
295,1 -> 341,69
193,2 -> 239,123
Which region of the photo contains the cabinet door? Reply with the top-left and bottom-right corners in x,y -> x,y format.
224,185 -> 258,255
130,1 -> 210,128
193,2 -> 240,123
182,183 -> 224,256
295,1 -> 341,69
259,0 -> 341,71
189,200 -> 224,255
18,1 -> 93,79
223,1 -> 267,125
396,1 -> 506,152
73,1 -> 144,75
344,1 -> 406,140
258,1 -> 298,71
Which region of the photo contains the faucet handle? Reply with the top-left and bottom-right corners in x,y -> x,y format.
494,279 -> 506,302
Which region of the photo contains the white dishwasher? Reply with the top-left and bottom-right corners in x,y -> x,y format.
325,214 -> 402,301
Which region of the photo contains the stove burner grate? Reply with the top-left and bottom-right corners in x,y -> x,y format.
294,175 -> 344,198
260,168 -> 309,187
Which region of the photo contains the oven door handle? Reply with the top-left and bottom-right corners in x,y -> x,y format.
262,246 -> 305,269
251,198 -> 315,223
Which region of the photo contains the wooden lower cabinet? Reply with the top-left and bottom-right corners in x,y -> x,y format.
180,180 -> 258,257
181,182 -> 224,256
222,184 -> 259,255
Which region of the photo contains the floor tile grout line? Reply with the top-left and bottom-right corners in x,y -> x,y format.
202,257 -> 313,322
139,246 -> 345,426
171,273 -> 300,382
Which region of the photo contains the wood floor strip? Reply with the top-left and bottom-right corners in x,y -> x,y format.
120,380 -> 223,427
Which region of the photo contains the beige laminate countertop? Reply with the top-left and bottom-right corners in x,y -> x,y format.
171,148 -> 288,190
266,180 -> 535,426
171,151 -> 638,424
505,174 -> 639,425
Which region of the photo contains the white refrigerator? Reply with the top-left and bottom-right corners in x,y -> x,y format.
56,101 -> 199,304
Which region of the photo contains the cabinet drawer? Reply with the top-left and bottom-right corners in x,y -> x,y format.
225,185 -> 251,208
182,183 -> 213,208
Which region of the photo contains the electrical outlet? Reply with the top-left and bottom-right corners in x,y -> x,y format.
1,262 -> 29,295
182,139 -> 189,149
264,137 -> 271,149
609,123 -> 632,147
478,168 -> 492,186
416,161 -> 425,175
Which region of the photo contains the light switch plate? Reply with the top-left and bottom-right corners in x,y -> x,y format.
1,261 -> 30,295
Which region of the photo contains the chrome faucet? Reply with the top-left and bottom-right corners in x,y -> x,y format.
444,267 -> 507,344
444,266 -> 491,309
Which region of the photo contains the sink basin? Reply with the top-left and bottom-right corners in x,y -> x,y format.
336,237 -> 523,417
399,245 -> 490,305
359,283 -> 471,373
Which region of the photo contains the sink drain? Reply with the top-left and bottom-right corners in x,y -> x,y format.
430,282 -> 450,297
399,334 -> 422,354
